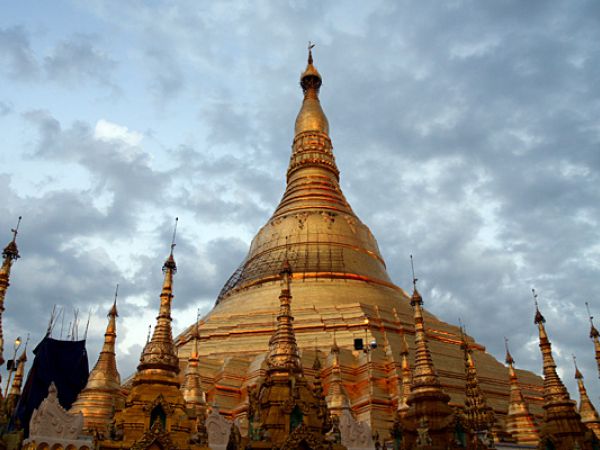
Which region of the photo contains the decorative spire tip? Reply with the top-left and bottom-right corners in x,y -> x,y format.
585,302 -> 599,338
573,354 -> 583,379
532,288 -> 545,324
504,337 -> 514,365
11,216 -> 22,242
163,217 -> 178,273
109,284 -> 119,317
308,41 -> 315,64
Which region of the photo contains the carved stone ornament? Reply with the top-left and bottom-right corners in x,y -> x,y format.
206,406 -> 232,450
416,417 -> 433,448
23,382 -> 93,450
337,409 -> 375,450
130,421 -> 177,450
280,423 -> 326,450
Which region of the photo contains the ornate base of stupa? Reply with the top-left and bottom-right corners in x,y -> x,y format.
176,278 -> 544,437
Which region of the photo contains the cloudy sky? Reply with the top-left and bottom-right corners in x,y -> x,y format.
1,1 -> 599,403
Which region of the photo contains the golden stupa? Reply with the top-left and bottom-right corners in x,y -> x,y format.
174,48 -> 545,436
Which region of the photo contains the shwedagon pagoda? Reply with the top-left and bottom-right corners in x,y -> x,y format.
0,48 -> 599,450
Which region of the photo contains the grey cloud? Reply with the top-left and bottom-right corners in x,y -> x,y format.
0,26 -> 118,90
0,26 -> 39,80
43,34 -> 118,90
3,0 -> 600,401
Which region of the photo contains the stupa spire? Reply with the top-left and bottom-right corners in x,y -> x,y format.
403,255 -> 455,448
459,324 -> 495,435
0,216 -> 21,365
532,290 -> 570,403
504,338 -> 539,445
532,289 -> 591,448
137,218 -> 180,377
295,42 -> 329,137
183,311 -> 206,410
89,286 -> 120,387
6,335 -> 28,417
265,259 -> 302,374
396,327 -> 412,415
585,302 -> 600,379
211,44 -> 393,309
70,286 -> 122,431
275,43 -> 351,217
326,334 -> 351,415
407,255 -> 444,395
573,355 -> 600,439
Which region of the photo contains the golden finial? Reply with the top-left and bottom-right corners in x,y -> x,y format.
586,302 -> 599,338
295,41 -> 329,136
109,284 -> 119,318
532,288 -> 545,324
409,254 -> 423,306
504,337 -> 514,366
410,254 -> 418,290
163,217 -> 178,273
573,354 -> 583,380
10,216 -> 21,242
3,216 -> 21,260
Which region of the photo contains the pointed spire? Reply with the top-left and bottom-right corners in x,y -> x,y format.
137,218 -> 180,378
398,326 -> 412,414
532,290 -> 589,446
295,42 -> 329,137
0,216 -> 22,366
403,255 -> 454,449
532,289 -> 570,404
573,355 -> 600,439
503,338 -> 539,445
265,259 -> 302,375
407,255 -> 444,396
183,311 -> 206,410
459,323 -> 495,434
326,334 -> 351,415
85,285 -> 121,389
586,302 -> 600,379
70,288 -> 122,431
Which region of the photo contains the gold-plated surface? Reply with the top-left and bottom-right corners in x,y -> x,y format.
534,302 -> 593,449
460,326 -> 495,442
182,327 -> 206,410
402,284 -> 455,449
574,360 -> 600,439
137,252 -> 180,379
70,298 -> 122,432
104,250 -> 205,450
247,264 -> 343,449
295,46 -> 328,136
398,328 -> 412,414
175,49 -> 546,439
504,343 -> 540,445
264,261 -> 302,374
325,336 -> 351,415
